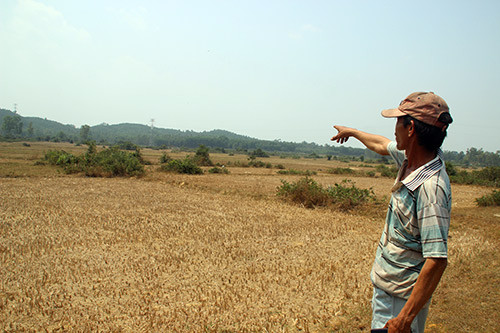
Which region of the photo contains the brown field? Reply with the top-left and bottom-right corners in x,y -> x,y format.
0,142 -> 498,332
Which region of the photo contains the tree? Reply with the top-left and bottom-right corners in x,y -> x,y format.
249,148 -> 270,158
80,125 -> 91,142
1,115 -> 23,137
193,144 -> 213,166
27,122 -> 34,137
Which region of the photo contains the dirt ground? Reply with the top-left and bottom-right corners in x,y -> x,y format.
0,142 -> 498,332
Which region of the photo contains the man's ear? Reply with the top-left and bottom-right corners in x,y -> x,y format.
408,120 -> 415,137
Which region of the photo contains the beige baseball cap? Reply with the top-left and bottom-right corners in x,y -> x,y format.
381,92 -> 452,130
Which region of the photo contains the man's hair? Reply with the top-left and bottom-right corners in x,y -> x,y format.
401,114 -> 451,152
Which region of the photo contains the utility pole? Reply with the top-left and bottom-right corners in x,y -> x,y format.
13,103 -> 17,114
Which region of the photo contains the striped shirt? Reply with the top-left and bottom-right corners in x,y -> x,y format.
370,141 -> 452,299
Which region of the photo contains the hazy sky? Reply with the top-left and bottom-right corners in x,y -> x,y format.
1,0 -> 499,152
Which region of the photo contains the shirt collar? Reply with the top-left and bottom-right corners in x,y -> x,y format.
394,149 -> 445,192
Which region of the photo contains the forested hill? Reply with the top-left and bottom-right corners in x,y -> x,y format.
1,108 -> 499,166
0,108 -> 363,156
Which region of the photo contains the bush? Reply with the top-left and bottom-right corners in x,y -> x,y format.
208,166 -> 230,174
248,160 -> 267,168
327,167 -> 355,175
160,158 -> 203,175
306,152 -> 321,159
276,169 -> 317,176
376,164 -> 398,178
249,148 -> 269,158
44,150 -> 81,173
476,190 -> 500,206
445,161 -> 457,176
277,177 -> 329,208
450,166 -> 500,187
42,146 -> 145,177
115,141 -> 137,150
277,177 -> 375,210
86,147 -> 145,177
326,179 -> 376,210
160,152 -> 172,164
193,145 -> 213,166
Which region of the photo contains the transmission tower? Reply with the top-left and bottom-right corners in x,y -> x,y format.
149,119 -> 155,147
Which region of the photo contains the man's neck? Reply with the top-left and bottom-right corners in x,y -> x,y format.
403,142 -> 437,179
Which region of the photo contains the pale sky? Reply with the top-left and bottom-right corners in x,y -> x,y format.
1,0 -> 499,152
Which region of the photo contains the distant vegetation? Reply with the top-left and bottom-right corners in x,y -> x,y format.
2,108 -> 499,167
446,163 -> 500,187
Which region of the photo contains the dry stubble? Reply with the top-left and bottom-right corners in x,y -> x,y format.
0,176 -> 380,332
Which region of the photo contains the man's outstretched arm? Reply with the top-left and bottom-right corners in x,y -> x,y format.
331,125 -> 391,156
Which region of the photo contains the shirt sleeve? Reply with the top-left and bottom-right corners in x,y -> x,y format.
416,181 -> 451,258
387,141 -> 406,168
418,203 -> 450,258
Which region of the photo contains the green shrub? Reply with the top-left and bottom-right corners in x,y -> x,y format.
277,177 -> 329,208
326,179 -> 376,210
160,152 -> 172,164
445,161 -> 457,176
115,140 -> 137,150
276,169 -> 317,176
44,150 -> 81,173
42,146 -> 145,177
233,161 -> 249,167
450,166 -> 500,187
208,166 -> 230,174
249,148 -> 269,158
193,145 -> 213,166
376,164 -> 398,178
86,147 -> 144,177
306,152 -> 321,159
44,150 -> 75,165
476,190 -> 500,206
327,167 -> 355,175
160,158 -> 203,174
277,177 -> 375,210
249,160 -> 266,168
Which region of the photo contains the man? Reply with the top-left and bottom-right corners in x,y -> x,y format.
331,92 -> 453,333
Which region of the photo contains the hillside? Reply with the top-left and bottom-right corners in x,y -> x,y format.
0,108 -> 366,157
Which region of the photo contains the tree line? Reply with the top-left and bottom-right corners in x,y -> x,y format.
1,108 -> 499,167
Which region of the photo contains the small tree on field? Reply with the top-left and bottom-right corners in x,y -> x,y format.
193,145 -> 213,166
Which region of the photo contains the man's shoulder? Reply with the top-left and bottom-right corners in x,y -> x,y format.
387,141 -> 405,166
415,168 -> 452,206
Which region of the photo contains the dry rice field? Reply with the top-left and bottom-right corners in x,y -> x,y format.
1,142 -> 499,332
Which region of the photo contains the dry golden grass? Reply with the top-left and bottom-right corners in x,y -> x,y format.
0,142 -> 499,332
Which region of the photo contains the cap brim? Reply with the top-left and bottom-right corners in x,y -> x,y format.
381,108 -> 406,118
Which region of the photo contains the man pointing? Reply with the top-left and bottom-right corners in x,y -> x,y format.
331,92 -> 453,332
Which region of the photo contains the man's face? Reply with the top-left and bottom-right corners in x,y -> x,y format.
395,117 -> 409,150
